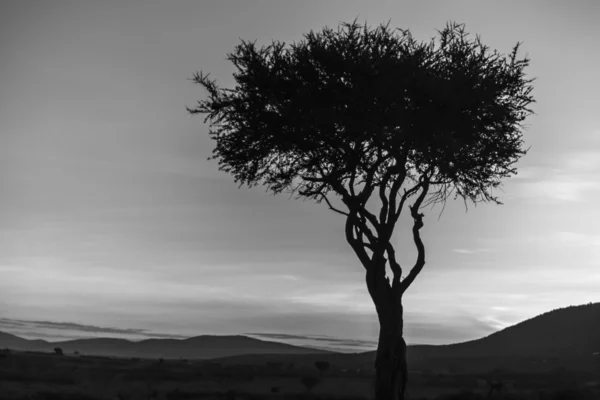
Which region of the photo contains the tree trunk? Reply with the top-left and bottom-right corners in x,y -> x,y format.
374,303 -> 408,400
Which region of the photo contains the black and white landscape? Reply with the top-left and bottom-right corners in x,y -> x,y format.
1,1 -> 599,400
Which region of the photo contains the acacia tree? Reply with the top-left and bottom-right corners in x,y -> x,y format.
188,21 -> 535,400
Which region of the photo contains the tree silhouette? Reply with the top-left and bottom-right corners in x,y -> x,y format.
300,376 -> 320,393
485,379 -> 505,398
188,20 -> 535,400
53,347 -> 63,356
314,360 -> 330,376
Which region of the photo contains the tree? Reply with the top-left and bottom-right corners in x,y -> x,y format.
314,360 -> 330,376
300,376 -> 320,393
53,347 -> 64,356
188,20 -> 535,400
485,379 -> 505,398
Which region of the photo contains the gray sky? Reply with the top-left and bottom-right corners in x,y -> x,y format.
1,0 -> 599,350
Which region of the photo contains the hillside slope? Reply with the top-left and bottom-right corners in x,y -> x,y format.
3,302 -> 598,364
210,303 -> 600,374
0,333 -> 333,359
409,302 -> 600,359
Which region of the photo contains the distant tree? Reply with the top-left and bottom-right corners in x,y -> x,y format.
301,376 -> 320,393
54,347 -> 64,356
485,379 -> 505,398
73,350 -> 79,355
315,360 -> 330,376
189,20 -> 534,400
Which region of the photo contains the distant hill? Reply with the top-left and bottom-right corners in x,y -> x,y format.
3,302 -> 598,367
407,302 -> 600,359
0,331 -> 31,348
208,303 -> 600,373
0,333 -> 334,359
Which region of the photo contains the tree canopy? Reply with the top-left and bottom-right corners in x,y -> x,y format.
188,20 -> 534,293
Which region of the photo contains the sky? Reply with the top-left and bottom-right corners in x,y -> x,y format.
1,0 -> 600,352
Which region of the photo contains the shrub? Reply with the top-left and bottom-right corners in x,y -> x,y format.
300,376 -> 320,392
314,361 -> 330,376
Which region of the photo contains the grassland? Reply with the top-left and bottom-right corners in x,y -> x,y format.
1,349 -> 599,400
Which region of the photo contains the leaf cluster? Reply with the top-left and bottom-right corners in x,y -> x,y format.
189,20 -> 535,208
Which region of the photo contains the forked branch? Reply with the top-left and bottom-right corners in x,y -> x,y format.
399,178 -> 430,293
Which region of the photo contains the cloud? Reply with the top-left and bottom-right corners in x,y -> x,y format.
510,148 -> 600,202
245,332 -> 378,347
453,249 -> 474,254
490,306 -> 512,312
452,248 -> 491,255
527,179 -> 598,202
0,318 -> 188,340
285,284 -> 375,315
403,315 -> 498,345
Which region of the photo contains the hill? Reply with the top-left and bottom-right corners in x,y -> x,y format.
0,331 -> 31,348
208,303 -> 600,373
3,302 -> 598,370
408,302 -> 600,359
0,333 -> 334,359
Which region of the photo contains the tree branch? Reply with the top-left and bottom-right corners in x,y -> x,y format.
320,194 -> 349,217
355,209 -> 379,248
357,203 -> 381,235
378,170 -> 392,229
399,178 -> 430,293
386,162 -> 408,229
344,209 -> 373,269
386,242 -> 403,290
393,181 -> 422,223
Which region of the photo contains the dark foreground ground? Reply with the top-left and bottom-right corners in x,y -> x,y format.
1,350 -> 599,400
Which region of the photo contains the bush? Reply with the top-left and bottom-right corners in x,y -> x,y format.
314,361 -> 330,376
300,376 -> 320,392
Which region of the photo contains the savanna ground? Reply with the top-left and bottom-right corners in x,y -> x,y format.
1,349 -> 599,400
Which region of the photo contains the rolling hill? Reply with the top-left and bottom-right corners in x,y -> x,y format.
0,332 -> 333,359
407,302 -> 600,359
2,302 -> 598,369
207,302 -> 600,373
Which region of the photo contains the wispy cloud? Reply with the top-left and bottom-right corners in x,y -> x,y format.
453,249 -> 474,254
452,248 -> 491,255
490,306 -> 512,312
245,332 -> 378,349
0,318 -> 188,340
511,146 -> 600,203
